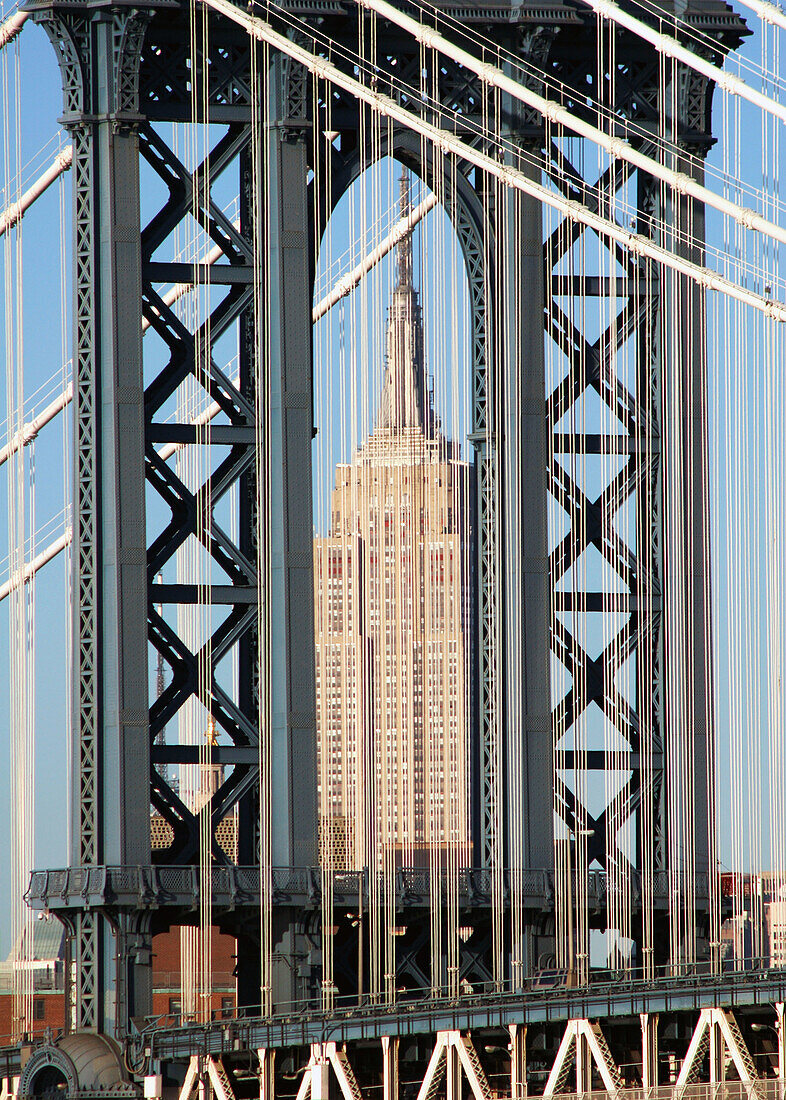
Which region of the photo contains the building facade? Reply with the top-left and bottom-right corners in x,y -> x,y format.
314,174 -> 472,871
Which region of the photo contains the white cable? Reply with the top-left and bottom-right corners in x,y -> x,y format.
263,0 -> 786,299
0,359 -> 71,442
199,0 -> 786,325
629,0 -> 786,89
734,0 -> 786,33
313,192 -> 437,320
0,8 -> 25,51
0,145 -> 72,237
0,530 -> 71,602
396,0 -> 786,224
355,0 -> 786,252
0,381 -> 73,467
579,0 -> 786,128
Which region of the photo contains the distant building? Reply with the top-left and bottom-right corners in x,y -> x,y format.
314,171 -> 471,870
766,900 -> 786,967
0,917 -> 65,1040
718,874 -> 786,969
0,918 -> 236,1042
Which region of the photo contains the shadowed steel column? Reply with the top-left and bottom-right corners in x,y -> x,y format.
265,54 -> 318,1007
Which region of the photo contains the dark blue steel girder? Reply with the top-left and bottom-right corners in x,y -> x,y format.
139,969 -> 786,1058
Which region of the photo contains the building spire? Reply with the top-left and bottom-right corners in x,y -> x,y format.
396,167 -> 413,289
376,166 -> 432,435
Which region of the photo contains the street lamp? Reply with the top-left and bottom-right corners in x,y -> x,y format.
750,1021 -> 784,1082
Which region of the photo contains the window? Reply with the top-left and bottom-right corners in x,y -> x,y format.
33,999 -> 45,1021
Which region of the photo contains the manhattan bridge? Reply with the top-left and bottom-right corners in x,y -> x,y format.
1,0 -> 786,1092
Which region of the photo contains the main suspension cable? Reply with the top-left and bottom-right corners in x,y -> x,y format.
354,0 -> 786,253
199,0 -> 786,323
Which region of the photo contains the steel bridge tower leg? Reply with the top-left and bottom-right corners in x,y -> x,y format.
263,51 -> 319,1009
509,1024 -> 527,1099
29,0 -> 321,1031
641,1013 -> 658,1090
669,155 -> 714,899
258,1050 -> 275,1100
473,47 -> 556,986
500,155 -> 553,978
382,1037 -> 399,1100
31,0 -> 154,1035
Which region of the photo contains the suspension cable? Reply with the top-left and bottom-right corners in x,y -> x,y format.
732,0 -> 786,34
200,0 -> 786,323
578,0 -> 786,128
0,8 -> 25,51
354,0 -> 786,252
0,145 -> 72,237
393,0 -> 786,223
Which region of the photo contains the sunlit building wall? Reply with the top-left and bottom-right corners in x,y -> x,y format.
314,185 -> 471,870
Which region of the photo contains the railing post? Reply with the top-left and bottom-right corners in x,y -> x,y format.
776,1004 -> 784,1089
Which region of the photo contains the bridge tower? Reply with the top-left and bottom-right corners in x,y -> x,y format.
19,0 -> 746,1087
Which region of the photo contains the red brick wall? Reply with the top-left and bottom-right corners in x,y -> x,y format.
0,926 -> 237,1042
0,991 -> 66,1046
151,926 -> 237,992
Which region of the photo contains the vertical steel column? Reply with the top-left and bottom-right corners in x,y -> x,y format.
265,54 -> 318,1005
237,127 -> 263,1011
472,47 -> 554,983
575,1028 -> 592,1096
509,1024 -> 527,1099
708,1016 -> 724,1087
499,152 -> 553,864
31,0 -> 152,1035
636,163 -> 667,964
498,104 -> 552,980
659,140 -> 714,960
258,1050 -> 275,1100
311,1059 -> 330,1100
640,1013 -> 658,1090
446,1040 -> 461,1100
382,1036 -> 399,1100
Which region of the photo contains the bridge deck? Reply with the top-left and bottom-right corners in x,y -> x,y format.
137,968 -> 786,1060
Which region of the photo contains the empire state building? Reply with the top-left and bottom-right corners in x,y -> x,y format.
314,173 -> 471,871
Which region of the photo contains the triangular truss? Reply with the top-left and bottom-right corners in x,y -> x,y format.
294,1043 -> 365,1100
676,1008 -> 764,1100
176,1055 -> 238,1100
544,1018 -> 623,1097
415,1032 -> 494,1100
